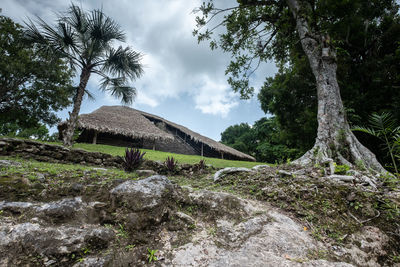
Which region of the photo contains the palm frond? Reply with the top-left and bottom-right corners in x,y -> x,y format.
99,76 -> 136,104
101,46 -> 144,80
25,16 -> 78,62
64,4 -> 88,35
87,8 -> 125,43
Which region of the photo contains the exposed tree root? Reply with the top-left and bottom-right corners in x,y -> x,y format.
293,131 -> 387,178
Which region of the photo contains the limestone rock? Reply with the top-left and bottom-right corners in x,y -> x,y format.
0,223 -> 114,265
213,167 -> 254,182
110,175 -> 173,211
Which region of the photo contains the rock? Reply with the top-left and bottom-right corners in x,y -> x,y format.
169,207 -> 353,267
0,223 -> 114,262
328,175 -> 355,182
213,167 -> 254,182
278,170 -> 294,178
333,226 -> 389,267
93,167 -> 108,171
36,173 -> 46,183
72,257 -> 107,267
36,197 -> 83,222
71,183 -> 84,193
0,159 -> 21,167
252,165 -> 270,170
110,175 -> 173,211
136,169 -> 157,177
175,211 -> 196,225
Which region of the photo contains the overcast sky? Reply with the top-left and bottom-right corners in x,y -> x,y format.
2,0 -> 277,141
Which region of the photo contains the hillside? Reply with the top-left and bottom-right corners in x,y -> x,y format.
0,138 -> 399,266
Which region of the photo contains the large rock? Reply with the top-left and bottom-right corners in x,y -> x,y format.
110,175 -> 173,211
0,223 -> 114,266
167,192 -> 353,267
110,175 -> 176,230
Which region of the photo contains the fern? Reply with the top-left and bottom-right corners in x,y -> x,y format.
352,112 -> 400,174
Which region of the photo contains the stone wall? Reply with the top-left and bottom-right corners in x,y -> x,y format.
0,138 -> 123,168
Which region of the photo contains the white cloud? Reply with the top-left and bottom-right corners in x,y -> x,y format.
192,76 -> 238,117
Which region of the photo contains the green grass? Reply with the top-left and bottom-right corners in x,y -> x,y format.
72,142 -> 265,169
1,136 -> 266,169
1,156 -> 137,180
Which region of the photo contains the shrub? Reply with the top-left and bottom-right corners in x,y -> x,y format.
123,148 -> 146,172
164,156 -> 178,172
198,159 -> 206,170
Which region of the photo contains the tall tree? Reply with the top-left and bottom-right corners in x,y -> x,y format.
258,3 -> 400,166
195,0 -> 399,172
0,15 -> 73,132
25,4 -> 144,146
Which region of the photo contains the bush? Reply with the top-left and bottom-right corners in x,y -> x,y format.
123,148 -> 146,172
164,156 -> 178,173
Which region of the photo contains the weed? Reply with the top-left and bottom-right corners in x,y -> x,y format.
116,223 -> 128,239
147,248 -> 158,263
125,244 -> 135,251
207,227 -> 216,236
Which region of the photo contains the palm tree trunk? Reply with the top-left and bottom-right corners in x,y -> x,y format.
62,68 -> 91,147
287,0 -> 384,172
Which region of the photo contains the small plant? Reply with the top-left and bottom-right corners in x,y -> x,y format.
125,244 -> 135,251
334,164 -> 350,175
116,223 -> 128,239
352,112 -> 400,174
147,248 -> 158,263
123,148 -> 146,172
198,159 -> 206,170
164,156 -> 178,172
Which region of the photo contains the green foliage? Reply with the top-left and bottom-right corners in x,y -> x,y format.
164,156 -> 178,172
353,112 -> 400,174
0,15 -> 74,132
221,117 -> 302,163
123,148 -> 146,172
147,248 -> 158,263
116,223 -> 128,239
334,164 -> 350,175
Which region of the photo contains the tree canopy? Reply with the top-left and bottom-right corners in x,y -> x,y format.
196,0 -> 399,171
0,15 -> 74,135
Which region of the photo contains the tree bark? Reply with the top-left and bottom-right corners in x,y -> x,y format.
286,0 -> 384,172
62,68 -> 91,147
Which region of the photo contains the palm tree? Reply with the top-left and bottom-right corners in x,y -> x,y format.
25,4 -> 143,146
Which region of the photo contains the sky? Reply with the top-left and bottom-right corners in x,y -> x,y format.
2,0 -> 277,141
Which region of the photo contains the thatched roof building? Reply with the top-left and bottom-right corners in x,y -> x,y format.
58,105 -> 255,161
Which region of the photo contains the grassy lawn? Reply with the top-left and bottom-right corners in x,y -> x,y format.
1,137 -> 266,169
73,143 -> 265,169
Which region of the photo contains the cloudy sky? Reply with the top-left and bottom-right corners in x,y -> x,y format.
2,0 -> 276,141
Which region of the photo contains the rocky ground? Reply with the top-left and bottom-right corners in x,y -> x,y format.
0,157 -> 399,266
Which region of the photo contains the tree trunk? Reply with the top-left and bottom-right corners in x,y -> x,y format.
62,68 -> 91,147
287,0 -> 384,172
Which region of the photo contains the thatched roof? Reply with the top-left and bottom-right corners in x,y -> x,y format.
140,111 -> 256,161
59,105 -> 255,161
59,106 -> 174,141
